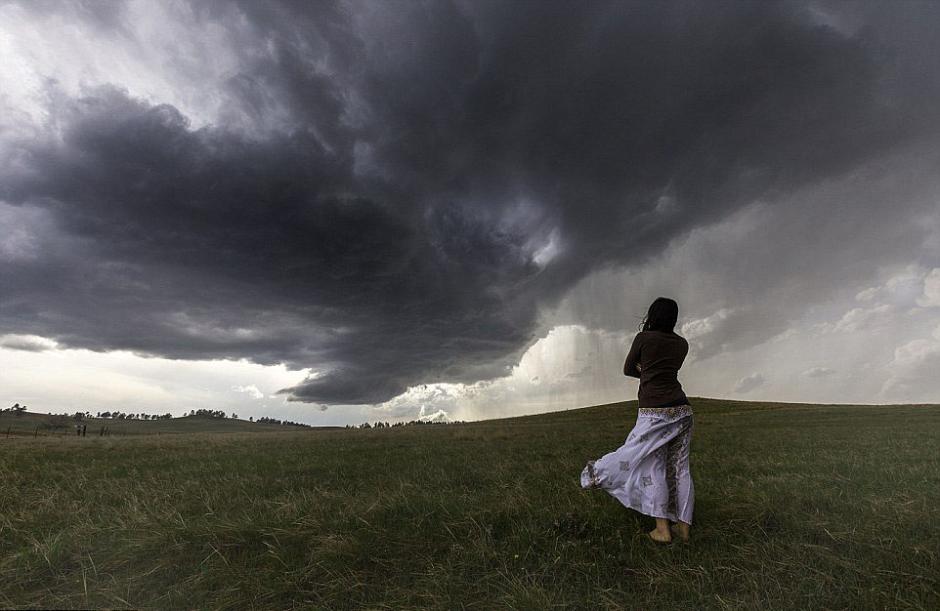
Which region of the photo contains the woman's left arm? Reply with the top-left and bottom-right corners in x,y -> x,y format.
623,335 -> 642,378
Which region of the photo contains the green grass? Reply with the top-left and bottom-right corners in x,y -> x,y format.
1,397 -> 938,609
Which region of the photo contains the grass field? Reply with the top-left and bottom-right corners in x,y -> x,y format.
1,397 -> 938,609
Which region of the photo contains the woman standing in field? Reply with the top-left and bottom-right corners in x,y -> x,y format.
580,297 -> 694,544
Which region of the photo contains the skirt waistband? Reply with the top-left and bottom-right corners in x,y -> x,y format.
637,404 -> 693,420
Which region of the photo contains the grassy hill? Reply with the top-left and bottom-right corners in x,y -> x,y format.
1,397 -> 938,609
0,410 -> 331,436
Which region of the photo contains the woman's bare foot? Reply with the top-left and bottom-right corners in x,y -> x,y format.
649,518 -> 672,543
648,527 -> 672,543
648,527 -> 671,543
670,521 -> 690,542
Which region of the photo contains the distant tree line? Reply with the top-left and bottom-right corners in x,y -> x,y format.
3,403 -> 28,416
4,404 -> 179,421
254,416 -> 312,428
95,411 -> 173,420
347,419 -> 464,429
183,408 -> 231,419
2,403 -> 314,436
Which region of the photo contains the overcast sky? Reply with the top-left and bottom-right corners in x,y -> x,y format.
2,0 -> 940,425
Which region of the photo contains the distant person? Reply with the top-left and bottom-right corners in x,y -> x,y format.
580,297 -> 694,544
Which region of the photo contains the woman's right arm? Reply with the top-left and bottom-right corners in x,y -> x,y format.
623,334 -> 642,378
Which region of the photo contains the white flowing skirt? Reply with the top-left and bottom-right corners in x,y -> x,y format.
580,405 -> 694,524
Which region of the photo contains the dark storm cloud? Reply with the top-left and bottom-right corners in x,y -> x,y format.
2,0 -> 938,404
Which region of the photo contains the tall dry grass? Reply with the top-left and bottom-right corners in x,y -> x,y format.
1,398 -> 938,609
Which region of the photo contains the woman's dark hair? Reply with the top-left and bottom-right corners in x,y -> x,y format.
638,297 -> 679,333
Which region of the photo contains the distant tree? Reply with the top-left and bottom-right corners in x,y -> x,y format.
13,404 -> 27,416
231,413 -> 238,419
73,412 -> 84,421
249,416 -> 253,422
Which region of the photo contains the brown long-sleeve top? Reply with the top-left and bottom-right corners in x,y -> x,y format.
623,330 -> 690,408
